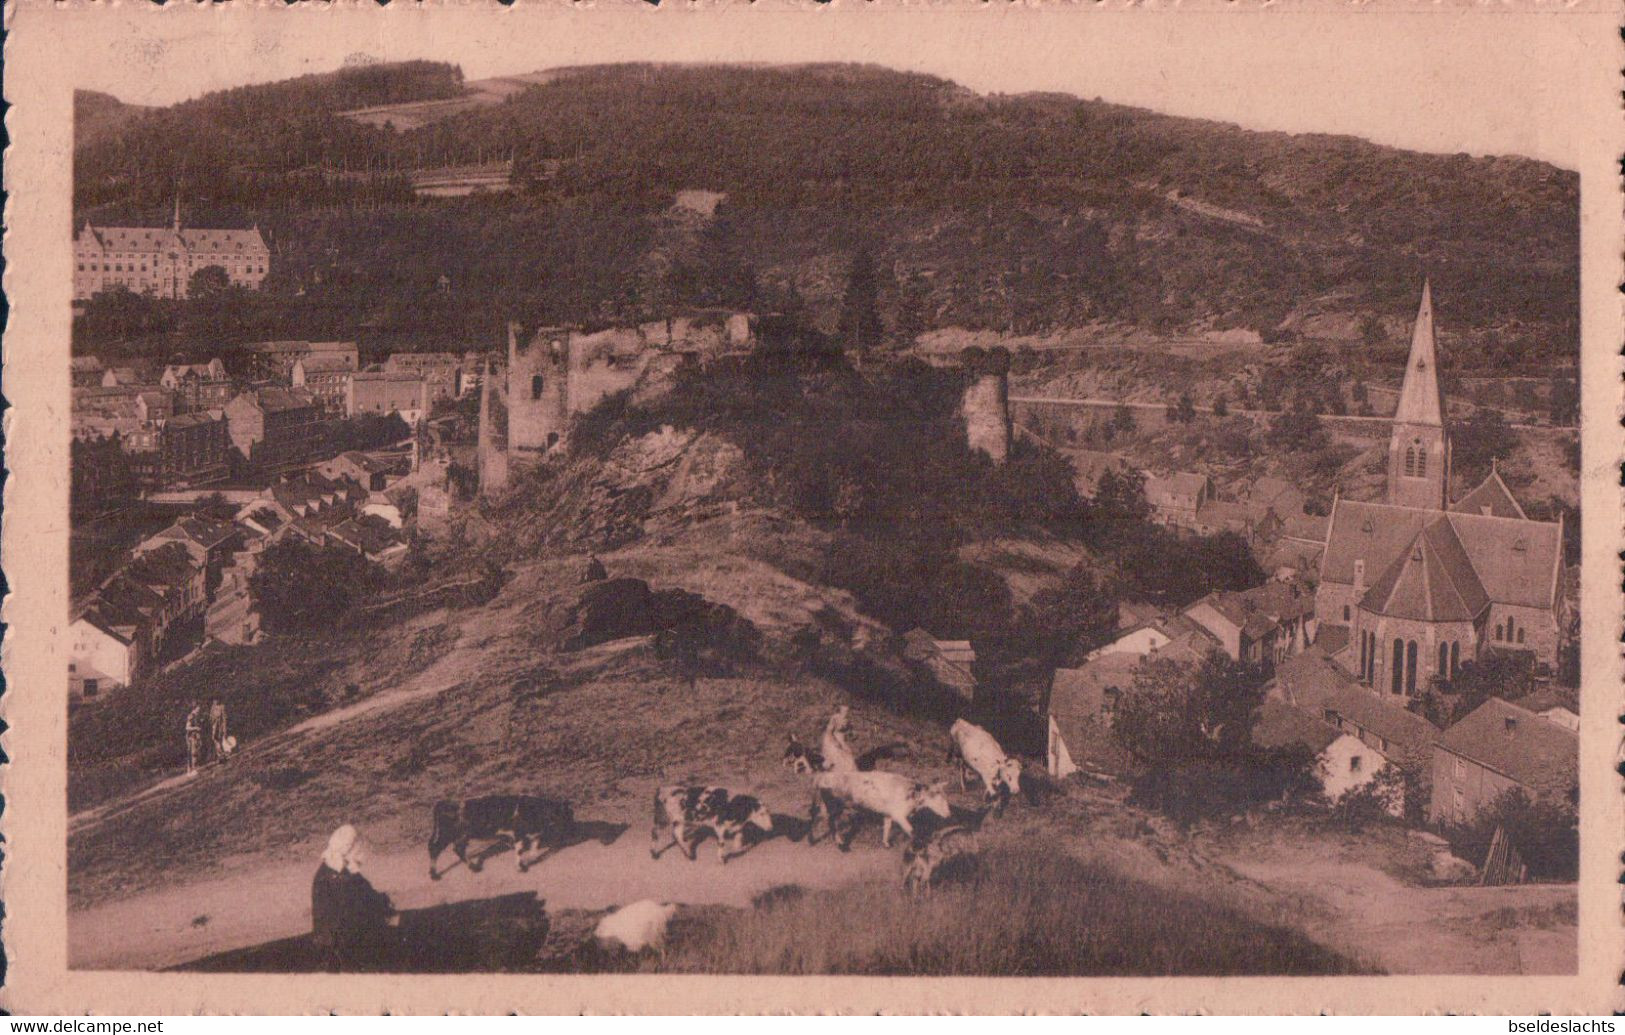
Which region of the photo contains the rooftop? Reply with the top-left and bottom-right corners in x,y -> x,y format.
1437,697 -> 1577,799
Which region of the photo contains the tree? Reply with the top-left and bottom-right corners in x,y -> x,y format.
1453,407 -> 1518,483
1454,788 -> 1577,881
837,248 -> 884,355
1110,402 -> 1136,436
248,539 -> 379,633
892,271 -> 930,349
1003,564 -> 1117,671
189,265 -> 231,298
1172,393 -> 1197,424
1211,392 -> 1229,418
1112,653 -> 1270,769
1547,375 -> 1578,426
1266,403 -> 1328,452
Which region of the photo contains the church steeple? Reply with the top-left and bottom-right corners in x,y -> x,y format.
172,193 -> 183,233
1387,280 -> 1450,509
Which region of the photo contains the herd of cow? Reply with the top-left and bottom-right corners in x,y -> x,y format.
426,707 -> 1025,897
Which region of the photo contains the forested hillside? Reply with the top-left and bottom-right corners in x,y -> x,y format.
74,62 -> 1577,362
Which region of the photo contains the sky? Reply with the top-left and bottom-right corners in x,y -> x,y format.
70,5 -> 1614,169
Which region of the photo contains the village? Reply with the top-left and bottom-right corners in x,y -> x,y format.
69,207 -> 1581,905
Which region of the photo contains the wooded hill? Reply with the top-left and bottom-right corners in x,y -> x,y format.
74,62 -> 1577,362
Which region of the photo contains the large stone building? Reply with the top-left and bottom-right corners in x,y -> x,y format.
74,203 -> 269,301
244,340 -> 359,383
348,372 -> 427,424
161,360 -> 235,413
223,387 -> 325,471
1316,284 -> 1569,696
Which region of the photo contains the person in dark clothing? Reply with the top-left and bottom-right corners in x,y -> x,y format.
311,824 -> 397,973
581,554 -> 608,583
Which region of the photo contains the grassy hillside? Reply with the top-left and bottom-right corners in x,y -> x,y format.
74,62 -> 1576,361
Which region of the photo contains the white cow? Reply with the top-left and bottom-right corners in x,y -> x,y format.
820,706 -> 858,772
947,719 -> 1022,811
595,900 -> 679,955
809,770 -> 950,849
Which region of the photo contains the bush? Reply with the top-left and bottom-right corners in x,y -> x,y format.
1447,789 -> 1577,881
248,539 -> 383,633
663,845 -> 1363,975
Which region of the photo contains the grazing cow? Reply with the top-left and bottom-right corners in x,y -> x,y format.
651,785 -> 774,864
782,734 -> 829,775
901,826 -> 976,896
809,770 -> 950,850
428,795 -> 577,879
595,900 -> 679,956
947,719 -> 1022,811
820,706 -> 858,772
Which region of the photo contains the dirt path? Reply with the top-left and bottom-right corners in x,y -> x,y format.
1217,845 -> 1577,974
69,824 -> 897,971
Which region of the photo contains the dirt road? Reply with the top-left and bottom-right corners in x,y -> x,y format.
69,824 -> 896,971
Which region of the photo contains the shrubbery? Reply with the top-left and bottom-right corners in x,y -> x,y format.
248,539 -> 384,633
1446,788 -> 1578,881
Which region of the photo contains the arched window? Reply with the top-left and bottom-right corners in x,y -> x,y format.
1405,641 -> 1418,694
1392,638 -> 1404,694
1403,438 -> 1427,478
1359,633 -> 1368,681
1495,623 -> 1504,641
1516,628 -> 1525,644
1438,642 -> 1449,681
1450,641 -> 1460,679
1343,605 -> 1351,621
531,375 -> 544,400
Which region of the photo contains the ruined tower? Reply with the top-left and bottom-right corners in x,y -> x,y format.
960,346 -> 1013,464
1386,281 -> 1450,510
506,322 -> 571,455
477,356 -> 508,496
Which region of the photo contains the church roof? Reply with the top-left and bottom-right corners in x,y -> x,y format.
1358,518 -> 1488,623
1392,281 -> 1444,427
77,224 -> 267,254
1451,465 -> 1528,520
1322,498 -> 1562,613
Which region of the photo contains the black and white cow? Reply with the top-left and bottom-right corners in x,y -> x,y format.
947,719 -> 1022,812
651,785 -> 775,864
782,734 -> 829,775
808,770 -> 951,850
428,795 -> 578,879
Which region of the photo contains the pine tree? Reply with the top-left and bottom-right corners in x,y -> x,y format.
838,248 -> 884,355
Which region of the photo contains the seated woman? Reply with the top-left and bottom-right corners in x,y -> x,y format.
311,824 -> 397,973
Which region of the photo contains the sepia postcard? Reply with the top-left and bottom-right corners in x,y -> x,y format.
2,0 -> 1621,1015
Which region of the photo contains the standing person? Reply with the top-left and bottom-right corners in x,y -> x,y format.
311,824 -> 398,973
184,702 -> 205,776
208,697 -> 229,763
581,553 -> 608,583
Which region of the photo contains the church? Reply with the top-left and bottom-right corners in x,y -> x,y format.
1315,283 -> 1569,696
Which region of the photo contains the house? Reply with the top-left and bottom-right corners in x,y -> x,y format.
327,515 -> 409,565
133,516 -> 240,590
156,410 -> 232,486
1145,471 -> 1211,527
1269,650 -> 1441,812
901,628 -> 977,701
160,359 -> 234,412
243,339 -> 359,382
1252,699 -> 1380,805
1429,697 -> 1577,827
69,607 -> 146,695
71,355 -> 106,387
348,372 -> 427,425
1317,284 -> 1569,696
384,352 -> 461,402
318,450 -> 396,492
1069,450 -> 1136,497
291,355 -> 355,413
1183,578 -> 1317,668
1273,650 -> 1440,763
224,387 -> 325,471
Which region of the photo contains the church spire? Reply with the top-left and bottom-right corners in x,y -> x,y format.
172,192 -> 183,233
1385,280 -> 1451,510
1393,279 -> 1443,427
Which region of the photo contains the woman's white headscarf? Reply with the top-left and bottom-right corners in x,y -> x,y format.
322,824 -> 362,873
